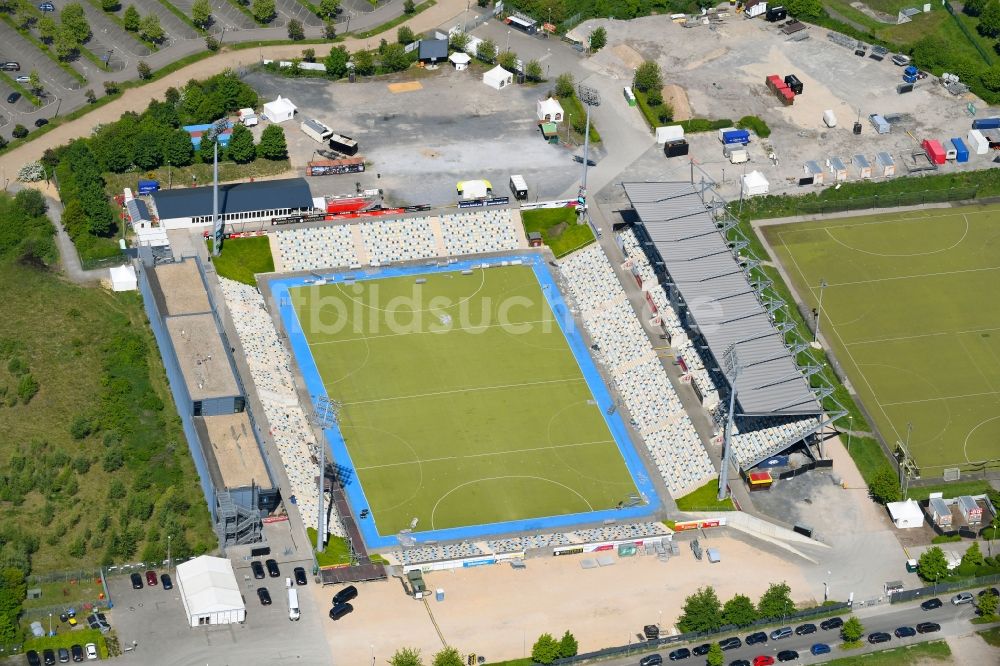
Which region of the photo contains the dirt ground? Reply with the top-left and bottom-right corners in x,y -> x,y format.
313,535 -> 811,664
661,84 -> 692,121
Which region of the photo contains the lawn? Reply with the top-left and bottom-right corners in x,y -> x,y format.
22,628 -> 109,659
674,479 -> 735,512
290,265 -> 639,535
765,205 -> 1000,475
822,640 -> 951,665
980,626 -> 1000,647
521,207 -> 594,257
208,236 -> 274,286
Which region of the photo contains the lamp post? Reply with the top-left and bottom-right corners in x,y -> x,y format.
814,279 -> 828,343
370,644 -> 374,666
506,29 -> 511,52
847,416 -> 853,454
167,535 -> 172,571
48,613 -> 52,636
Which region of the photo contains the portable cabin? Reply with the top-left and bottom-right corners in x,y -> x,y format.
929,497 -> 952,527
784,74 -> 803,94
745,0 -> 768,18
852,154 -> 872,179
803,160 -> 824,185
509,174 -> 528,200
967,129 -> 989,155
951,138 -> 969,163
664,140 -> 689,157
766,5 -> 787,21
747,471 -> 773,491
922,139 -> 946,165
958,495 -> 983,524
870,114 -> 891,134
827,156 -> 848,182
875,152 -> 895,177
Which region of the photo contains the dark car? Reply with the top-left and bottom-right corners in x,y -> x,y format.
809,644 -> 830,656
332,584 -> 358,606
644,625 -> 660,639
251,561 -> 265,579
145,570 -> 158,586
328,602 -> 353,620
639,655 -> 663,666
257,587 -> 271,605
746,631 -> 767,645
265,559 -> 280,577
0,61 -> 19,71
916,622 -> 941,634
921,597 -> 943,611
8,91 -> 21,104
130,572 -> 143,589
719,637 -> 742,651
293,567 -> 307,586
794,623 -> 816,635
868,632 -> 891,644
34,118 -> 48,128
692,645 -> 710,656
57,647 -> 69,663
161,573 -> 172,590
70,645 -> 83,663
668,648 -> 690,661
42,650 -> 55,666
820,617 -> 843,631
769,627 -> 792,641
729,661 -> 750,666
776,651 -> 798,663
980,587 -> 1000,598
895,626 -> 916,638
26,650 -> 41,666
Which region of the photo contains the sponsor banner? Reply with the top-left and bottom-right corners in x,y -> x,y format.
553,546 -> 584,557
519,199 -> 577,211
272,213 -> 327,225
458,196 -> 510,209
261,515 -> 289,523
672,519 -> 725,531
462,558 -> 497,568
494,551 -> 525,561
307,162 -> 365,176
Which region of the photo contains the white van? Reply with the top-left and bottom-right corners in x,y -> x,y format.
287,587 -> 300,621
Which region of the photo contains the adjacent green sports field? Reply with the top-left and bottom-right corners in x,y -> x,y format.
765,206 -> 1000,473
291,266 -> 638,535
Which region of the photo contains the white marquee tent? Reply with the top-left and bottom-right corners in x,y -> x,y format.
263,96 -> 297,123
176,556 -> 246,627
449,52 -> 471,71
109,265 -> 137,292
536,97 -> 564,122
483,65 -> 513,91
741,170 -> 770,197
887,500 -> 924,529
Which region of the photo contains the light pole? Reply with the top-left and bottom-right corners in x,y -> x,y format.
824,571 -> 831,602
167,535 -> 172,571
813,279 -> 828,343
576,84 -> 600,223
506,29 -> 511,52
48,612 -> 52,636
847,416 -> 853,454
370,644 -> 374,666
718,344 -> 742,501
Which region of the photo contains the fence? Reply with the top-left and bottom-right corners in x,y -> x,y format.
794,186 -> 978,215
944,1 -> 992,66
81,253 -> 129,271
890,572 -> 1000,604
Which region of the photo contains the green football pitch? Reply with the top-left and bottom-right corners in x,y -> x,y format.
290,266 -> 639,535
765,206 -> 1000,473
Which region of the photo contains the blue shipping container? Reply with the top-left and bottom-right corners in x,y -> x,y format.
951,137 -> 969,162
903,74 -> 917,84
722,129 -> 750,145
137,179 -> 159,194
904,65 -> 918,77
972,117 -> 1000,130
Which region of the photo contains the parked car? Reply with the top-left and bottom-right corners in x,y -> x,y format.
820,617 -> 843,631
952,592 -> 974,605
920,597 -> 942,610
916,622 -> 941,634
257,587 -> 272,605
332,585 -> 358,606
810,644 -> 830,655
70,645 -> 83,662
293,567 -> 307,586
667,648 -> 690,661
891,54 -> 911,66
794,623 -> 816,635
752,657 -> 775,666
251,561 -> 265,579
38,1 -> 55,10
868,632 -> 891,644
328,602 -> 353,620
692,645 -> 710,656
979,587 -> 999,598
57,647 -> 69,663
42,650 -> 55,666
15,75 -> 30,83
8,91 -> 21,104
746,632 -> 767,645
85,644 -> 97,661
639,655 -> 663,666
718,637 -> 742,651
161,573 -> 172,590
769,627 -> 792,641
0,61 -> 20,71
776,651 -> 798,663
895,626 -> 916,638
130,572 -> 143,589
26,650 -> 41,666
729,661 -> 750,666
265,559 -> 280,577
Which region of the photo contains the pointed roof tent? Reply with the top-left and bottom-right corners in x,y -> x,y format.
483,65 -> 513,90
536,97 -> 564,122
175,555 -> 246,624
262,95 -> 297,123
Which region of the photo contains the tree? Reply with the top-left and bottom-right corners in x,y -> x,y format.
258,124 -> 287,160
430,647 -> 462,666
11,124 -> 28,139
122,5 -> 140,31
678,586 -> 723,632
633,60 -> 662,92
706,643 -> 724,666
191,0 -> 211,28
163,129 -> 195,167
981,0 -> 1000,36
525,59 -> 543,82
139,14 -> 164,43
966,0 -> 988,14
60,3 -> 91,44
646,87 -> 663,106
27,71 -> 42,95
450,31 -> 469,52
85,88 -> 96,103
498,50 -> 518,72
136,60 -> 152,79
403,0 -> 415,13
323,19 -> 337,39
389,648 -> 423,666
205,35 -> 220,52
841,616 -> 864,643
101,0 -> 118,10
397,25 -> 415,45
53,25 -> 80,61
868,467 -> 900,504
102,447 -> 124,472
228,123 -> 255,163
476,38 -> 497,63
103,80 -> 120,95
589,25 -> 607,52
318,0 -> 339,18
961,541 -> 985,567
917,546 -> 949,583
324,45 -> 349,78
252,0 -> 275,23
199,134 -> 219,164
786,0 -> 823,20
722,594 -> 758,627
132,130 -> 161,169
530,633 -> 560,665
380,42 -> 410,72
978,589 -> 999,617
557,630 -> 578,658
352,49 -> 375,76
302,47 -> 315,62
287,18 -> 304,39
38,15 -> 57,43
757,582 -> 795,620
554,72 -> 575,98
980,63 -> 1000,92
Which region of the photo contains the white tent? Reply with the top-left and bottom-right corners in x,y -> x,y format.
887,500 -> 924,529
457,179 -> 492,199
109,265 -> 137,292
176,556 -> 246,627
536,97 -> 564,122
449,52 -> 471,71
655,125 -> 684,144
483,65 -> 513,91
262,95 -> 297,123
741,170 -> 770,197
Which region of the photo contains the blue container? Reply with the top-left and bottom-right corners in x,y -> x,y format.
722,129 -> 750,145
951,137 -> 969,162
903,74 -> 917,84
904,65 -> 919,77
137,179 -> 159,194
972,117 -> 1000,130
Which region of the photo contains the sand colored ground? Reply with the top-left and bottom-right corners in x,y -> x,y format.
661,84 -> 692,121
612,44 -> 645,70
316,535 -> 811,664
388,81 -> 424,93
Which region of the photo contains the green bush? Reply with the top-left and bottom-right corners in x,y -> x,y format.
736,115 -> 771,138
932,534 -> 963,544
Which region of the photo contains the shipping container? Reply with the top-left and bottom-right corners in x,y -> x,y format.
766,74 -> 782,91
509,174 -> 528,199
827,156 -> 848,182
967,129 -> 989,155
897,83 -> 913,94
137,179 -> 159,194
328,133 -> 359,156
869,114 -> 891,134
922,139 -> 946,164
718,126 -> 738,141
779,87 -> 795,106
852,154 -> 871,179
875,152 -> 895,177
904,65 -> 919,77
301,118 -> 333,144
803,160 -> 824,185
664,139 -> 689,157
306,157 -> 365,176
766,5 -> 787,21
972,117 -> 1000,130
721,129 -> 751,145
784,74 -> 803,94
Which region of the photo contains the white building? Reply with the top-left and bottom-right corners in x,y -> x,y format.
263,95 -> 297,123
887,500 -> 924,529
483,65 -> 513,91
175,556 -> 246,627
449,52 -> 471,71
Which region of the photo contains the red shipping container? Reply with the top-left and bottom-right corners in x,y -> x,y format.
922,139 -> 946,164
766,74 -> 782,91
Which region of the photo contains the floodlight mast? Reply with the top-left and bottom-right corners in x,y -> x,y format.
208,119 -> 227,257
576,84 -> 601,216
718,344 -> 742,502
312,396 -> 339,554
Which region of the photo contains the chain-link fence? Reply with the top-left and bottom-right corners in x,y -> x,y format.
795,186 -> 978,215
890,572 -> 1000,604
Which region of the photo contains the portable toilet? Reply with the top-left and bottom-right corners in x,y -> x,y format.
803,160 -> 824,185
968,129 -> 989,155
951,137 -> 969,163
875,152 -> 895,177
852,154 -> 872,179
827,156 -> 848,182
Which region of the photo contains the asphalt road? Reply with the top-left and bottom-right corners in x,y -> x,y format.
603,598 -> 988,666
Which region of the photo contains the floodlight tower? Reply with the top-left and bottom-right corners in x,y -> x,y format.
311,396 -> 340,554
207,119 -> 228,257
718,344 -> 742,502
576,84 -> 601,217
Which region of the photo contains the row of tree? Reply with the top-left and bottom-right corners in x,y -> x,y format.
916,542 -> 1000,582
678,582 -> 796,633
386,632 -> 577,666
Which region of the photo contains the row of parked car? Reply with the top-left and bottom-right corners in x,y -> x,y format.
25,644 -> 97,665
255,560 -> 308,606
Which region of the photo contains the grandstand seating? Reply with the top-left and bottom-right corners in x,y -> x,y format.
439,209 -> 521,256
276,225 -> 357,273
360,216 -> 437,265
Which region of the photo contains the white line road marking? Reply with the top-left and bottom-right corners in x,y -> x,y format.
824,264 -> 1000,288
342,376 -> 586,406
356,439 -> 616,471
848,326 -> 1000,346
881,390 -> 1000,407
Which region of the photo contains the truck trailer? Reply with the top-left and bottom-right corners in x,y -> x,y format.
307,157 -> 365,176
328,133 -> 359,156
301,118 -> 333,144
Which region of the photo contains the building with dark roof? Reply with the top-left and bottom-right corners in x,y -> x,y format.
418,39 -> 448,63
149,177 -> 314,229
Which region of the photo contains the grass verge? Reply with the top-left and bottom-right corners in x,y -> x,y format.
826,640 -> 950,664
22,628 -> 109,658
155,0 -> 208,34
354,0 -> 435,39
207,236 -> 274,286
674,479 -> 736,512
0,72 -> 42,106
520,207 -> 594,257
907,480 -> 992,501
85,0 -> 161,50
559,92 -> 601,144
979,626 -> 1000,645
226,0 -> 269,25
308,528 -> 387,566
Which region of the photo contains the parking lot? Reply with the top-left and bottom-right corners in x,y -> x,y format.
0,24 -> 84,93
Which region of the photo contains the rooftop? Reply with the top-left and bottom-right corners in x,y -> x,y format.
419,39 -> 448,61
150,261 -> 211,316
165,313 -> 241,401
150,178 -> 313,221
197,412 -> 271,490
